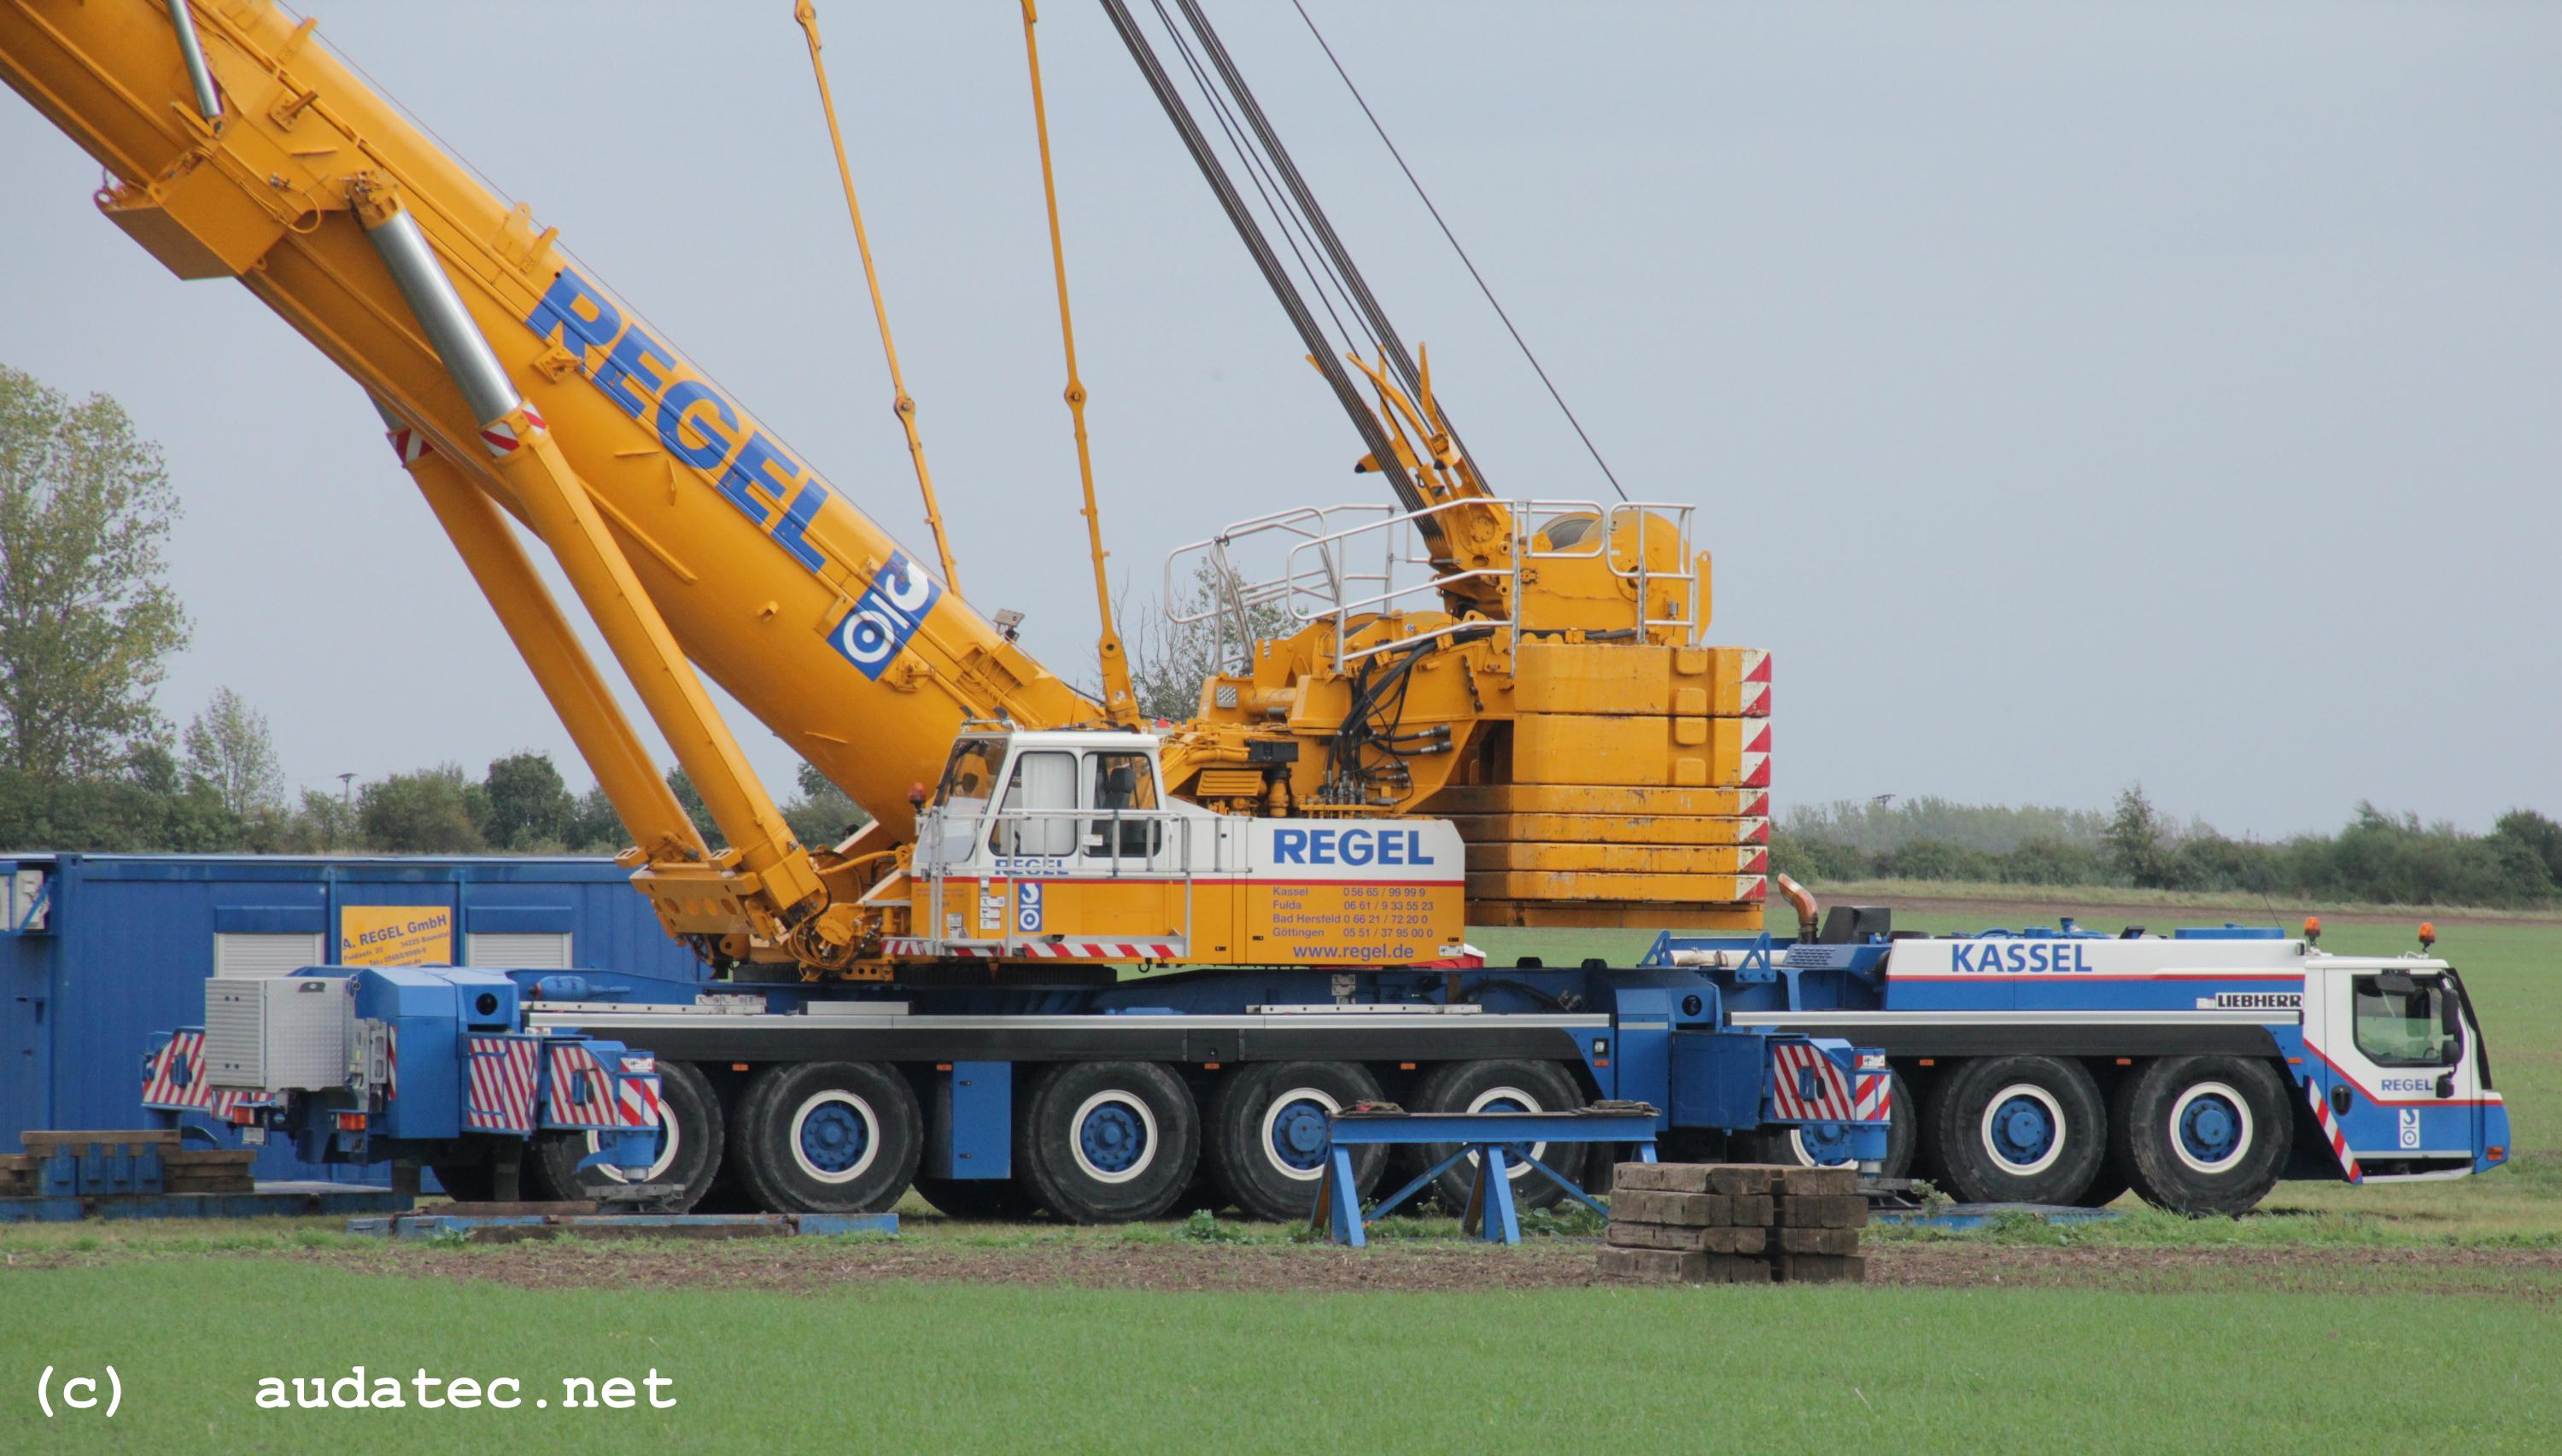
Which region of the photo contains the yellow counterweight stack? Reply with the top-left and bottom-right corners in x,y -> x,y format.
1430,642 -> 1771,931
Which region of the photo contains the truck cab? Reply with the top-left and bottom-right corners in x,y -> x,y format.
885,728 -> 1466,966
1649,913 -> 2511,1214
2299,956 -> 2507,1181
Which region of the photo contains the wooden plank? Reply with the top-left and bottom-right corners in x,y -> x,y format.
1606,1221 -> 1768,1254
1775,1226 -> 1863,1256
1608,1190 -> 1730,1226
1701,1164 -> 1781,1196
1773,1166 -> 1859,1197
1611,1162 -> 1711,1194
1773,1195 -> 1869,1229
20,1129 -> 181,1151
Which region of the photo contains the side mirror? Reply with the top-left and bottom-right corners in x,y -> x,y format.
2435,1073 -> 2456,1100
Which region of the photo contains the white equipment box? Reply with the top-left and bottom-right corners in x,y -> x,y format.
203,977 -> 352,1091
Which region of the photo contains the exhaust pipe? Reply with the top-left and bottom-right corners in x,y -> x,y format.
1775,873 -> 1820,942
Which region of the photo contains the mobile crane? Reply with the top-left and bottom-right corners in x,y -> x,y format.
4,3 -> 2502,1222
2,0 -> 1825,1221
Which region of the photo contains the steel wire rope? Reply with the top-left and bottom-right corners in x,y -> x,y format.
1287,0 -> 1629,502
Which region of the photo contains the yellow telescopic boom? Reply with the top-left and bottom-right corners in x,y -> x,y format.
0,0 -> 1094,958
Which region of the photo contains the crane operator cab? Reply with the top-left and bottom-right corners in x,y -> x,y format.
886,728 -> 1466,968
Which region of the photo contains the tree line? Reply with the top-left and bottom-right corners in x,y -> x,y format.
1774,787 -> 2562,909
0,361 -> 865,858
7,361 -> 2547,903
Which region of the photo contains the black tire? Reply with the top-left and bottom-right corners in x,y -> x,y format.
1016,1061 -> 1201,1224
1928,1055 -> 2109,1205
529,1058 -> 725,1211
1413,1060 -> 1586,1213
729,1061 -> 921,1214
910,1175 -> 1043,1220
429,1161 -> 494,1202
2110,1055 -> 2292,1217
1742,1070 -> 1917,1179
1207,1061 -> 1387,1223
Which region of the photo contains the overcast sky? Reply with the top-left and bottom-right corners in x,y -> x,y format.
3,1 -> 2555,837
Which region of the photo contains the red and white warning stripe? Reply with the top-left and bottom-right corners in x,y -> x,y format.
615,1054 -> 663,1128
383,425 -> 433,466
881,938 -> 1185,962
1853,1072 -> 1893,1124
465,1036 -> 541,1132
1737,722 -> 1771,789
141,1030 -> 202,1108
2308,1079 -> 2362,1183
546,1042 -> 630,1127
1735,648 -> 1771,717
478,403 -> 545,456
140,1032 -> 265,1120
1769,1040 -> 1857,1122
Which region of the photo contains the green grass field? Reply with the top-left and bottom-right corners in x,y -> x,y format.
4,890 -> 2555,1453
4,1260 -> 2557,1453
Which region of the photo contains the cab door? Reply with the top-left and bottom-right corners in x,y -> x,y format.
2301,964 -> 2478,1175
1070,749 -> 1184,947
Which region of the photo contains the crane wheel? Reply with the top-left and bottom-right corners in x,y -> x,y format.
729,1061 -> 921,1214
1411,1060 -> 1585,1213
1207,1061 -> 1387,1223
1927,1055 -> 2109,1205
1740,1070 -> 1918,1178
2109,1055 -> 2292,1217
1015,1061 -> 1200,1224
529,1058 -> 727,1211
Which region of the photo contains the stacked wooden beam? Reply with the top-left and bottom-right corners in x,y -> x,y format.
14,1130 -> 257,1195
1598,1162 -> 1867,1284
160,1149 -> 258,1194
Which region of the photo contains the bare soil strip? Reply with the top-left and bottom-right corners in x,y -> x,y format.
80,1238 -> 2528,1302
11,1237 -> 2554,1300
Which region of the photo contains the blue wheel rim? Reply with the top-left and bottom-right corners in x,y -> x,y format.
1793,1121 -> 1857,1166
1988,1092 -> 2057,1167
798,1101 -> 871,1175
1079,1102 -> 1149,1174
2178,1092 -> 2243,1167
1267,1096 -> 1332,1172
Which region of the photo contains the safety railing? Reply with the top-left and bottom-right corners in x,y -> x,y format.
1164,504 -> 1400,676
1168,497 -> 1701,674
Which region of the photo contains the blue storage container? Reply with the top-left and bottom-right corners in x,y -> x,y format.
0,853 -> 694,1183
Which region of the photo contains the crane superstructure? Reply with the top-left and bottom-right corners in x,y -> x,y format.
0,0 -> 1770,986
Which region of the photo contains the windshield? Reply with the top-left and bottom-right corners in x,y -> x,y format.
932,737 -> 1004,811
2351,974 -> 2462,1068
923,737 -> 1005,864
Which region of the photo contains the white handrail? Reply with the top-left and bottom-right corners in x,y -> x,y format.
1163,497 -> 1700,675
